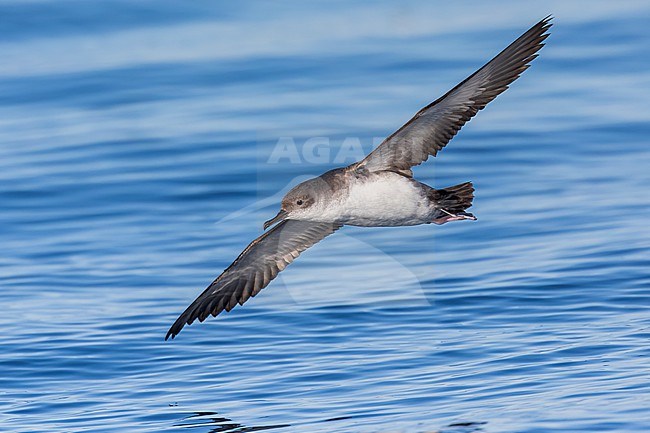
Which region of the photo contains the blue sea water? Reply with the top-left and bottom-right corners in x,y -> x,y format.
1,1 -> 649,432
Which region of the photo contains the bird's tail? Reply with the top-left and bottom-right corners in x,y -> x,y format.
430,182 -> 476,223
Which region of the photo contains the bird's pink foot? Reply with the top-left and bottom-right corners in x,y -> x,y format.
432,209 -> 477,225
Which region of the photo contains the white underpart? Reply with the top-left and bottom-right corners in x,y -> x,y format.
319,173 -> 432,227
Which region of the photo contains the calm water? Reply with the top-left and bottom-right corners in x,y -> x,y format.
2,1 -> 649,432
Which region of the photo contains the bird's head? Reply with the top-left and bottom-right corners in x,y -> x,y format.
264,179 -> 323,230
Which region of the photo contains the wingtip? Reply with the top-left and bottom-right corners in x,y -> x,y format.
165,317 -> 186,341
540,15 -> 554,31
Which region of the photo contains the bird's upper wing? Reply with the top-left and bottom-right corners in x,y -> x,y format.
356,16 -> 552,174
166,219 -> 341,340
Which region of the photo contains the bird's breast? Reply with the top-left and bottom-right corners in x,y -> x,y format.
331,172 -> 430,227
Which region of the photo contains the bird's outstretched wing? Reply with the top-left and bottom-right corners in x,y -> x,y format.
356,16 -> 552,174
166,219 -> 341,340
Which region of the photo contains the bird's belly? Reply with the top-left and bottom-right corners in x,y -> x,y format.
335,175 -> 431,227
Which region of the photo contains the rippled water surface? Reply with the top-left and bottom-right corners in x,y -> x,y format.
2,1 -> 650,432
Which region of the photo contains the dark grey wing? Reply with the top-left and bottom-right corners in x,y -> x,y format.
357,16 -> 552,173
166,219 -> 341,340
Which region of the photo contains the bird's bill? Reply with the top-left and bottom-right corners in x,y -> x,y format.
264,209 -> 288,230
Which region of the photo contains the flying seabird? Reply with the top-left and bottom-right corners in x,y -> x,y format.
166,16 -> 552,340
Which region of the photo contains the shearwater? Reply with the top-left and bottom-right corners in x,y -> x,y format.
166,16 -> 552,340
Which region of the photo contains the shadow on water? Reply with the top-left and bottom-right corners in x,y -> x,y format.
442,422 -> 487,433
174,411 -> 485,433
174,411 -> 290,432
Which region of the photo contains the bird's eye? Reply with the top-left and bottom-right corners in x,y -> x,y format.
296,200 -> 304,205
